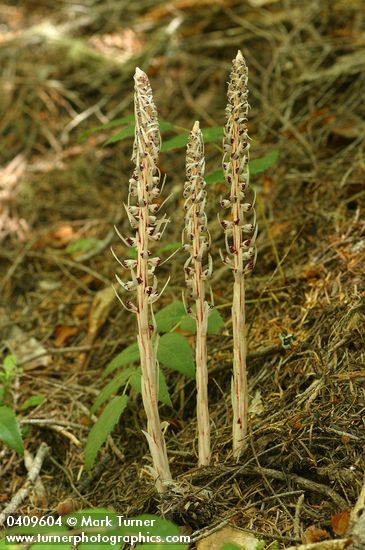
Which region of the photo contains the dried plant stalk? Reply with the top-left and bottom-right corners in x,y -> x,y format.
220,51 -> 257,458
183,121 -> 212,466
113,67 -> 171,491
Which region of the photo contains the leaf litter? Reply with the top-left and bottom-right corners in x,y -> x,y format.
0,0 -> 364,546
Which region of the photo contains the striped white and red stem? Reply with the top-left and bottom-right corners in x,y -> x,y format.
220,51 -> 257,458
183,121 -> 212,466
113,67 -> 172,491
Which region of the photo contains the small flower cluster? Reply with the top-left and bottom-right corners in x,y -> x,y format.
114,67 -> 170,314
183,121 -> 213,307
220,51 -> 257,274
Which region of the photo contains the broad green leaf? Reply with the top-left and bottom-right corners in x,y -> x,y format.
155,301 -> 186,333
0,406 -> 23,455
208,308 -> 225,333
84,395 -> 128,471
19,395 -> 46,411
180,307 -> 225,335
250,149 -> 279,174
129,369 -> 172,407
91,368 -> 137,414
157,334 -> 195,378
219,545 -> 241,550
103,342 -> 140,378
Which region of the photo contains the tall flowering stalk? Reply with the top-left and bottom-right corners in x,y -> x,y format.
183,121 -> 213,466
220,51 -> 257,458
113,67 -> 172,491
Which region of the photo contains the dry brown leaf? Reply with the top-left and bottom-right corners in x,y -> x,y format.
270,221 -> 291,238
56,498 -> 82,516
331,511 -> 350,536
76,287 -> 115,369
140,0 -> 228,22
197,526 -> 260,550
0,308 -> 50,369
87,286 -> 115,341
287,539 -> 350,550
52,224 -> 75,244
54,325 -> 79,347
302,526 -> 329,544
331,117 -> 365,139
72,302 -> 89,319
248,0 -> 280,6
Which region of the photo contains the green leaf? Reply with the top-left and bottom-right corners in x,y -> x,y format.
103,342 -> 140,378
157,370 -> 172,407
157,241 -> 181,254
3,354 -> 17,374
0,406 -> 24,455
159,121 -> 174,132
127,514 -> 187,550
155,301 -> 186,333
202,126 -> 223,143
205,150 -> 279,185
19,395 -> 46,411
219,545 -> 241,550
206,169 -> 224,185
180,307 -> 225,335
129,369 -> 172,407
104,124 -> 135,145
91,368 -> 137,414
66,238 -> 103,255
161,126 -> 223,152
250,149 -> 279,174
161,133 -> 188,152
104,119 -> 173,146
157,334 -> 195,378
80,116 -> 173,142
78,115 -> 135,142
127,248 -> 138,259
30,544 -> 71,550
84,395 -> 128,471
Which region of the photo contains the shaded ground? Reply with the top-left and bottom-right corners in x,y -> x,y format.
0,0 -> 364,547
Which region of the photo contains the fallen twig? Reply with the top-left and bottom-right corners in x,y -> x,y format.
0,442 -> 49,527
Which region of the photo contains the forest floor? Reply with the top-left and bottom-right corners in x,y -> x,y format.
0,0 -> 364,548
